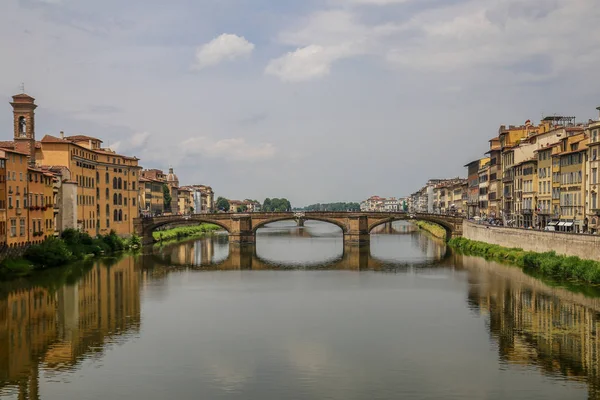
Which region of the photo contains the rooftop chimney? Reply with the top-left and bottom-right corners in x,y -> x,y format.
60,131 -> 64,139
597,106 -> 600,120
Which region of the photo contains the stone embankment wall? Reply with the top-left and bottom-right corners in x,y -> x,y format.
463,221 -> 600,260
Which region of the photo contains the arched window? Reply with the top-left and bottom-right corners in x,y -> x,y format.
118,209 -> 123,221
96,187 -> 99,198
105,188 -> 109,200
96,171 -> 100,182
106,204 -> 110,216
118,178 -> 122,190
113,193 -> 118,205
18,116 -> 26,137
118,193 -> 122,205
113,177 -> 117,189
114,209 -> 118,222
106,172 -> 109,184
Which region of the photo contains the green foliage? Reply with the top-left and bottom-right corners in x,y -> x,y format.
25,238 -> 74,269
297,202 -> 360,211
153,224 -> 221,242
0,258 -> 34,278
1,229 -> 135,280
126,234 -> 142,248
414,221 -> 446,239
163,184 -> 172,211
262,198 -> 291,212
449,237 -> 600,285
216,197 -> 230,212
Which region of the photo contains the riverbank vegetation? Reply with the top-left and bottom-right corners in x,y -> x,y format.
449,237 -> 600,284
153,224 -> 221,242
0,229 -> 140,279
413,221 -> 447,239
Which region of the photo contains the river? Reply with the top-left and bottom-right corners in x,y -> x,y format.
1,221 -> 599,399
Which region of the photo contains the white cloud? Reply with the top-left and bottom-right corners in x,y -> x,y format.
265,44 -> 358,82
111,131 -> 151,153
266,10 -> 380,82
193,34 -> 255,70
181,137 -> 276,161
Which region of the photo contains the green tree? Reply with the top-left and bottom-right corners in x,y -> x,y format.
163,184 -> 172,212
216,197 -> 230,212
263,198 -> 272,211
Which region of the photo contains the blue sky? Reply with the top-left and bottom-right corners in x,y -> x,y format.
1,0 -> 599,205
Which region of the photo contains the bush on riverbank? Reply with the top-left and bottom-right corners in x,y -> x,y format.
153,224 -> 221,242
414,221 -> 446,239
449,237 -> 600,284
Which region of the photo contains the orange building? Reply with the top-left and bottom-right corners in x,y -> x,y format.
0,149 -> 31,247
0,93 -> 141,238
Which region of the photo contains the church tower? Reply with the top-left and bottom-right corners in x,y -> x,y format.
11,92 -> 37,165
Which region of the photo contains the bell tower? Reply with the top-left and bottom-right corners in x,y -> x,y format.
11,92 -> 37,165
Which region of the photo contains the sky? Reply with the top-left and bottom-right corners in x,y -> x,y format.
1,0 -> 599,206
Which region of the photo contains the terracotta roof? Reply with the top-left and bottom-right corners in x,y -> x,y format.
0,140 -> 41,149
65,135 -> 103,143
40,134 -> 68,143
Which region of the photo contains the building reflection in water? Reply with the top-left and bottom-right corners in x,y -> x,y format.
0,257 -> 141,399
458,254 -> 600,398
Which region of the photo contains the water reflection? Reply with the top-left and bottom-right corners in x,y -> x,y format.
148,221 -> 447,271
457,254 -> 600,398
1,222 -> 600,399
0,257 -> 140,399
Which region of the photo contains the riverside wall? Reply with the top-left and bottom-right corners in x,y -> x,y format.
462,221 -> 600,260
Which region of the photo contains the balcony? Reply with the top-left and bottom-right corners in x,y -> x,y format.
538,208 -> 551,215
522,208 -> 533,214
502,175 -> 514,183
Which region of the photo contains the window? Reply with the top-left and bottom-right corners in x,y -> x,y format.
132,182 -> 136,190
118,178 -> 122,190
118,193 -> 122,205
118,209 -> 123,221
113,193 -> 118,205
106,188 -> 109,200
593,168 -> 598,185
113,177 -> 117,189
124,197 -> 128,206
132,197 -> 136,206
19,218 -> 25,236
10,219 -> 16,237
106,172 -> 109,184
106,204 -> 110,216
114,209 -> 118,221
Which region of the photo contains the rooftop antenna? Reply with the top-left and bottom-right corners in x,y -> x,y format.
20,82 -> 25,94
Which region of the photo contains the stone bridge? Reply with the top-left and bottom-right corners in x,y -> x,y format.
133,212 -> 463,246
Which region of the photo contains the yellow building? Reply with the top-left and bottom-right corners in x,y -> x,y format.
139,176 -> 165,216
556,133 -> 588,232
0,93 -> 141,238
1,149 -> 31,247
519,159 -> 537,228
27,167 -> 55,242
534,144 -> 557,228
585,108 -> 600,233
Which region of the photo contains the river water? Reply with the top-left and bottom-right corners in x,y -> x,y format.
1,221 -> 599,399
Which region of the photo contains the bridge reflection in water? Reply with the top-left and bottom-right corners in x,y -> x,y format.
146,221 -> 445,272
2,222 -> 600,398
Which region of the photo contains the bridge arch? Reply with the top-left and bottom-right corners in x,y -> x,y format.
252,216 -> 348,234
367,215 -> 454,240
146,217 -> 231,236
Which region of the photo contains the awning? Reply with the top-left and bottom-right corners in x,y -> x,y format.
547,221 -> 559,226
564,222 -> 574,227
557,222 -> 566,226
